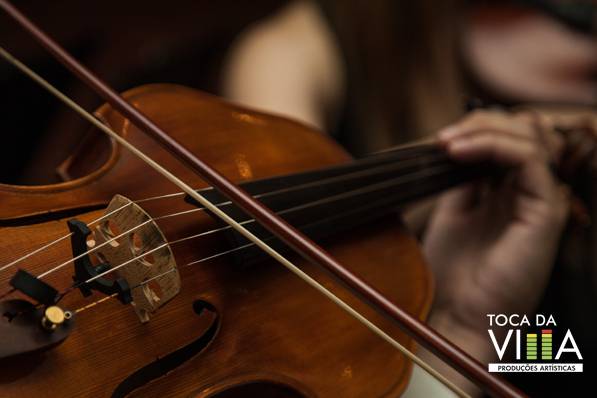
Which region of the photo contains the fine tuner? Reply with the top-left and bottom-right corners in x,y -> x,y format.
1,194 -> 181,360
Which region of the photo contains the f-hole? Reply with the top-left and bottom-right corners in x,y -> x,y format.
111,299 -> 220,398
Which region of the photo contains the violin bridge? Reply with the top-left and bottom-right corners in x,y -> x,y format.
92,194 -> 180,323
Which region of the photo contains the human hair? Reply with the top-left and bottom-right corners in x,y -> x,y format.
317,0 -> 466,154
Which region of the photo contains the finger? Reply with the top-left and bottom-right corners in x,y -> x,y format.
438,110 -> 536,142
446,132 -> 547,167
447,131 -> 561,203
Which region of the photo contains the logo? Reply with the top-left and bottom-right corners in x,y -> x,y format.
487,314 -> 583,373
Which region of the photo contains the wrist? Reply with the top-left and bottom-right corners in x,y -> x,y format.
428,307 -> 497,365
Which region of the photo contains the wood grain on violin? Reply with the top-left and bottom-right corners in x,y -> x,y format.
0,85 -> 433,397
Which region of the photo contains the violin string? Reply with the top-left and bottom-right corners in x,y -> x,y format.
0,148 -> 444,279
0,201 -> 134,273
184,242 -> 254,266
0,46 -> 468,397
136,191 -> 187,203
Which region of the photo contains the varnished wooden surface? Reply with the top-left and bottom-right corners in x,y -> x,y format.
0,85 -> 433,397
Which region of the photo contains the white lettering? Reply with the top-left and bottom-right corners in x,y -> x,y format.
555,329 -> 583,360
489,329 -> 513,360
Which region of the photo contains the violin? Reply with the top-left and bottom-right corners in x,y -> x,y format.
4,1 -> 591,397
0,78 -> 459,396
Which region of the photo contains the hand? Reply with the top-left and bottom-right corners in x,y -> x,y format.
423,110 -> 570,357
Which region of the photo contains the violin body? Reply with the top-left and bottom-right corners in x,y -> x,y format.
0,85 -> 433,397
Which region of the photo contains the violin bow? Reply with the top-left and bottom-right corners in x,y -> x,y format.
0,1 -> 525,397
